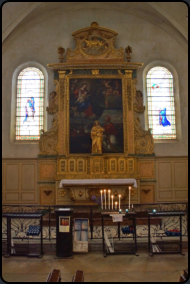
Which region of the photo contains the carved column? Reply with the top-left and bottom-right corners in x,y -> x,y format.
125,70 -> 135,154
58,71 -> 67,155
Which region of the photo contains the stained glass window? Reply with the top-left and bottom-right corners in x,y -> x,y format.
146,67 -> 176,139
16,67 -> 44,140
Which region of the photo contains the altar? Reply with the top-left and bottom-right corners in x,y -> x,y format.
38,22 -> 156,206
57,178 -> 138,205
59,179 -> 137,188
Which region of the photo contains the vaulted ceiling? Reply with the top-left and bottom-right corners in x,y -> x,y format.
2,2 -> 188,52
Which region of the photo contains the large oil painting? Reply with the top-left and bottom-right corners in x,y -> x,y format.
69,78 -> 124,154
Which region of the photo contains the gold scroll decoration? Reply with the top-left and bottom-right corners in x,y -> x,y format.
134,118 -> 154,154
66,22 -> 124,62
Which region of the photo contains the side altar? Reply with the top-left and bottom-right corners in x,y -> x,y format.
38,22 -> 155,206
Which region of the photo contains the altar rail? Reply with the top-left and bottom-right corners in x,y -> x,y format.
2,202 -> 188,244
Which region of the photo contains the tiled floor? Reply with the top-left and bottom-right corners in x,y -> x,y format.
2,245 -> 188,282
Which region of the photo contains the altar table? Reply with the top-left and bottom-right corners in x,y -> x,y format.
59,179 -> 137,188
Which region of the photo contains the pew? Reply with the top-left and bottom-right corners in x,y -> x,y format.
46,269 -> 84,282
179,269 -> 188,282
46,269 -> 61,282
72,270 -> 84,282
183,269 -> 188,279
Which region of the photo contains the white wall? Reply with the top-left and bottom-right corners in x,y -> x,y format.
2,6 -> 188,158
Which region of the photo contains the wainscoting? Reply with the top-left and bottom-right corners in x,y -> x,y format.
2,159 -> 38,204
2,156 -> 188,204
156,157 -> 188,202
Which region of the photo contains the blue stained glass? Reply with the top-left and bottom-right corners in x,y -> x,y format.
159,108 -> 171,127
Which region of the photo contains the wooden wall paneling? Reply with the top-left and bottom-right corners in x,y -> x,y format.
174,162 -> 188,188
158,190 -> 173,200
5,164 -> 20,191
156,157 -> 188,202
21,164 -> 36,191
21,192 -> 36,202
157,162 -> 172,189
5,193 -> 19,201
174,190 -> 188,199
2,159 -> 38,204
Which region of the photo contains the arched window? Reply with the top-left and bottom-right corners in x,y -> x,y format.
146,66 -> 176,139
15,67 -> 44,140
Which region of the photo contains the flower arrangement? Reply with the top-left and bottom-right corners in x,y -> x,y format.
91,195 -> 103,205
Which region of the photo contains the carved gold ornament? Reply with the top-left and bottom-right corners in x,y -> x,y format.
92,69 -> 99,75
39,115 -> 58,155
66,22 -> 124,62
78,191 -> 84,197
42,23 -> 155,200
46,91 -> 58,114
125,46 -> 132,62
134,118 -> 154,154
58,46 -> 65,63
133,90 -> 145,113
60,190 -> 67,197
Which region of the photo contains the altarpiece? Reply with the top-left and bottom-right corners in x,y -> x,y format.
38,22 -> 155,206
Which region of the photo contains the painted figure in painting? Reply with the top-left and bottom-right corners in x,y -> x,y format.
101,79 -> 122,108
159,108 -> 171,127
69,78 -> 123,154
91,121 -> 104,154
103,116 -> 118,151
72,83 -> 95,118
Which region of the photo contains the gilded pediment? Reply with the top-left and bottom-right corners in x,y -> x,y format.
66,22 -> 124,62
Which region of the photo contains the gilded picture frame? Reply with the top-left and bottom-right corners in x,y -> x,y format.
64,74 -> 127,156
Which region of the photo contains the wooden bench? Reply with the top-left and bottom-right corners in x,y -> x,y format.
46,269 -> 61,282
183,269 -> 188,279
179,269 -> 188,282
72,270 -> 84,282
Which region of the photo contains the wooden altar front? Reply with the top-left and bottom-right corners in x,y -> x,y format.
38,22 -> 155,206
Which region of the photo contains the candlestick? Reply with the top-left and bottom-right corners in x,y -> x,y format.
104,189 -> 106,210
108,190 -> 110,210
115,201 -> 117,210
111,195 -> 113,210
129,187 -> 131,209
118,194 -> 121,210
100,190 -> 103,210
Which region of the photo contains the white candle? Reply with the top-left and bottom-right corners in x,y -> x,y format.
132,204 -> 133,209
100,190 -> 103,209
129,187 -> 131,209
119,195 -> 121,210
111,195 -> 113,210
104,189 -> 106,210
115,201 -> 117,210
108,190 -> 110,210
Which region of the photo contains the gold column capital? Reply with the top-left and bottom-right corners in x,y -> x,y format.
125,70 -> 133,78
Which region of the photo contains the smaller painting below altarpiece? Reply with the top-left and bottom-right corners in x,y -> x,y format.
69,78 -> 124,154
